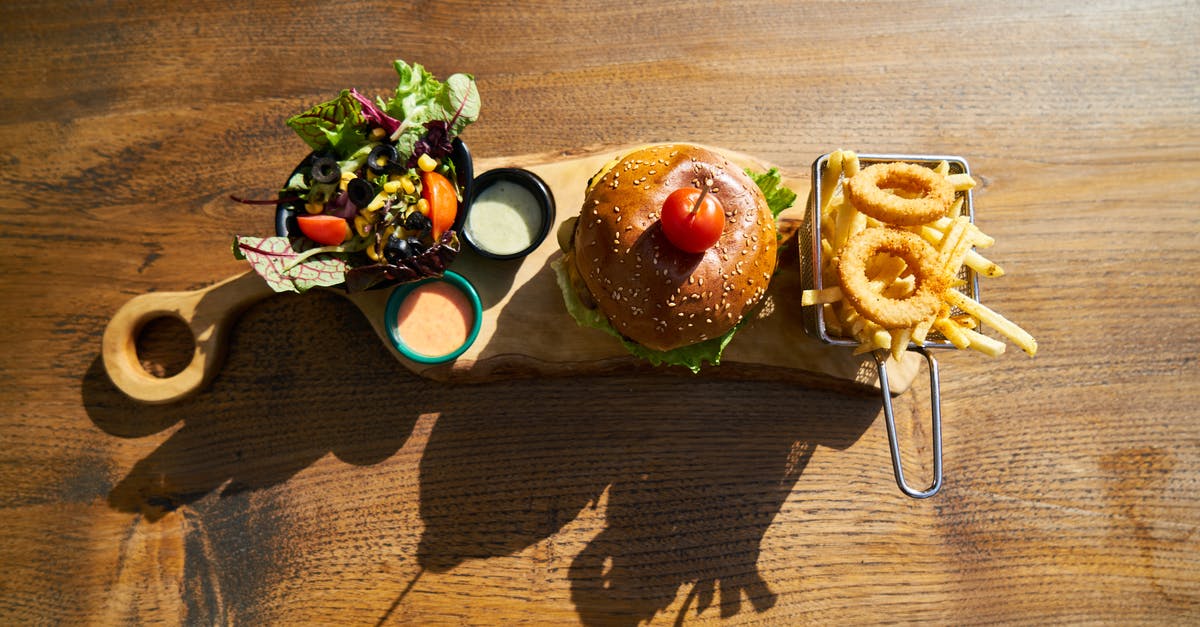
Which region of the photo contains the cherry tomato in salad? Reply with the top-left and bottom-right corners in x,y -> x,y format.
296,214 -> 350,246
660,187 -> 724,253
421,170 -> 458,239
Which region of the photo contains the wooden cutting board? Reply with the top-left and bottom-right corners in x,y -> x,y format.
102,145 -> 922,404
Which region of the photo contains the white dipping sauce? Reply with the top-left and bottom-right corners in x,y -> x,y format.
465,181 -> 542,256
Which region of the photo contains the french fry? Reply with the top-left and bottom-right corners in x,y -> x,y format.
890,327 -> 913,361
911,314 -> 936,345
945,173 -> 977,191
843,151 -> 860,178
880,275 -> 916,299
930,212 -> 994,248
951,314 -> 978,329
944,289 -> 1037,356
832,197 -> 865,253
942,218 -> 977,279
934,317 -> 972,349
961,328 -> 1006,357
853,325 -> 892,355
820,151 -> 844,211
802,286 -> 843,306
964,249 -> 1004,278
822,303 -> 842,336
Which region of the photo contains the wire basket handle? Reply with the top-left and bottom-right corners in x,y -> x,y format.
873,347 -> 943,498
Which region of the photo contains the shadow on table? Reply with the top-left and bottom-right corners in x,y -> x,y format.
411,377 -> 877,625
81,290 -> 426,521
84,279 -> 879,626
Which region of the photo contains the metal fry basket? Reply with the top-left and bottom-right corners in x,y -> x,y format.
802,153 -> 979,499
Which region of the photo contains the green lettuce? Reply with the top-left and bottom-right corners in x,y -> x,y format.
281,61 -> 479,164
551,257 -> 740,373
285,89 -> 364,154
233,236 -> 351,293
746,167 -> 797,219
384,60 -> 480,161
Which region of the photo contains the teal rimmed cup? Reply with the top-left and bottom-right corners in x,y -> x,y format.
384,270 -> 482,364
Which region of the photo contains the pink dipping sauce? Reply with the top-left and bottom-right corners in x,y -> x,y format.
394,281 -> 474,357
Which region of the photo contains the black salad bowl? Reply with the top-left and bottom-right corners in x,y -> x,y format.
274,138 -> 474,239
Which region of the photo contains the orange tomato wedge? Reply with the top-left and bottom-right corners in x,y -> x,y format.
296,214 -> 350,246
421,170 -> 458,239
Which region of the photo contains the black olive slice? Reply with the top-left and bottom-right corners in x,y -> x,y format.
404,211 -> 432,232
384,236 -> 413,265
311,155 -> 341,184
367,144 -> 400,174
347,177 -> 374,209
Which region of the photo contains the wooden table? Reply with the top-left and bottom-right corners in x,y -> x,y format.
3,1 -> 1197,623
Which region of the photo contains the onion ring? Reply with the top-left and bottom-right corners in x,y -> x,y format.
844,162 -> 955,226
837,227 -> 947,328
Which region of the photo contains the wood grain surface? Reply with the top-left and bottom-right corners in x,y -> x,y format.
2,0 -> 1198,624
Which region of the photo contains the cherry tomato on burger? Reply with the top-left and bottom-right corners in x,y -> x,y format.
296,214 -> 350,246
660,187 -> 724,253
421,170 -> 458,239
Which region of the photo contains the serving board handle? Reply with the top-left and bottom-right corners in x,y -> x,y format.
101,271 -> 273,404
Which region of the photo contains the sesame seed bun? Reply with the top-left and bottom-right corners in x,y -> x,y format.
571,144 -> 778,351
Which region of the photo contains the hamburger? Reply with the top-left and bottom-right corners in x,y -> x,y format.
553,143 -> 796,371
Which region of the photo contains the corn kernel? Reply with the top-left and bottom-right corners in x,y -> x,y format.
354,215 -> 371,237
369,127 -> 386,141
416,198 -> 430,215
305,201 -> 324,214
365,243 -> 381,262
340,170 -> 355,192
401,177 -> 416,194
417,153 -> 437,172
383,180 -> 404,194
367,193 -> 387,212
